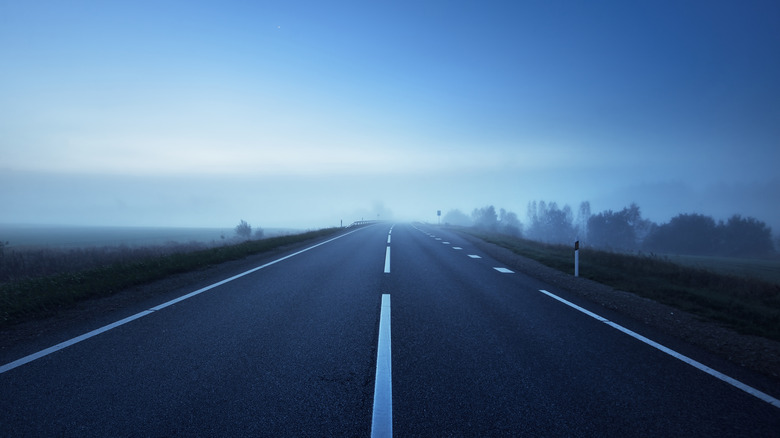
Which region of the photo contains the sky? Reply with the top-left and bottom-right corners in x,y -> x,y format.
1,0 -> 779,232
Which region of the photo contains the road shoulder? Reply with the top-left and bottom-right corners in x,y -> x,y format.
457,231 -> 780,383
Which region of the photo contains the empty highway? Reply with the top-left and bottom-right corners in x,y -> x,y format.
1,223 -> 778,436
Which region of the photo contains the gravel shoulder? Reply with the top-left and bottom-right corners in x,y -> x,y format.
460,232 -> 780,382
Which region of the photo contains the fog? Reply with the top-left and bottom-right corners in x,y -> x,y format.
2,2 -> 779,237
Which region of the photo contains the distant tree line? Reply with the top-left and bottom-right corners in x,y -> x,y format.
442,206 -> 523,237
643,214 -> 774,257
442,201 -> 776,257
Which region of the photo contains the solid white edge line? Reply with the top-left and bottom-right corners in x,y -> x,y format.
0,311 -> 152,374
371,294 -> 392,438
538,289 -> 780,409
0,227 -> 367,375
384,247 -> 391,273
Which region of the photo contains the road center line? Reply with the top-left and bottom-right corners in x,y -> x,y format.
538,289 -> 780,409
0,227 -> 367,375
371,294 -> 392,438
384,247 -> 391,273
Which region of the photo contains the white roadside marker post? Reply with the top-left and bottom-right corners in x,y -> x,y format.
574,240 -> 580,277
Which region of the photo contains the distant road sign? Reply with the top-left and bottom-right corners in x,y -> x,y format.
437,210 -> 441,216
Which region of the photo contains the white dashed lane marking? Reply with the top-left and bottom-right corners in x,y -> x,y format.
417,226 -> 509,274
371,294 -> 392,437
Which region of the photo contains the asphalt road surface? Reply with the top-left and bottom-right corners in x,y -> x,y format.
2,223 -> 779,437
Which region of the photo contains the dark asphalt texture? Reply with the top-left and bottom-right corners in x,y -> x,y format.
1,223 -> 778,437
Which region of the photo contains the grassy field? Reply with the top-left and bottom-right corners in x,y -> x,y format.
466,229 -> 780,342
0,224 -> 229,248
660,254 -> 780,285
0,224 -> 303,248
0,227 -> 342,327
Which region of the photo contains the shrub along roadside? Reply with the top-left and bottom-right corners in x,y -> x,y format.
0,228 -> 342,327
466,229 -> 780,342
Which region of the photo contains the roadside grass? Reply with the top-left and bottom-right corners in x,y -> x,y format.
659,254 -> 780,285
0,228 -> 342,327
466,229 -> 780,342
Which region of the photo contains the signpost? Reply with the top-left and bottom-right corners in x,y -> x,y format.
574,240 -> 580,277
437,210 -> 441,225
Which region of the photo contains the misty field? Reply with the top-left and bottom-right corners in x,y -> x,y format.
467,229 -> 780,342
0,227 -> 341,327
0,224 -> 309,249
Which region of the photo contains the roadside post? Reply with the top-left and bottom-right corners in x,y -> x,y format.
574,240 -> 580,277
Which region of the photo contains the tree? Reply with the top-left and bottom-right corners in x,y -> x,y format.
644,213 -> 717,255
526,200 -> 575,244
576,201 -> 591,241
587,204 -> 648,251
472,205 -> 498,231
235,220 -> 252,240
527,200 -> 539,235
643,213 -> 775,257
443,209 -> 472,227
498,208 -> 522,236
719,215 -> 774,257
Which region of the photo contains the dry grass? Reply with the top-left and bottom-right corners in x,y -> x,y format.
0,228 -> 342,327
0,241 -> 211,284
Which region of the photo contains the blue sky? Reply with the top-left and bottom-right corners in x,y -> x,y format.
1,1 -> 779,231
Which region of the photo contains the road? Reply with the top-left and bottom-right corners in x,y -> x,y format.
1,223 -> 779,436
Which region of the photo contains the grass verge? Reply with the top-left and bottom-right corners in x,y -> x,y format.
466,229 -> 780,342
0,228 -> 343,327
